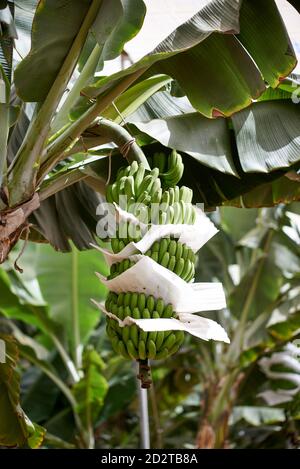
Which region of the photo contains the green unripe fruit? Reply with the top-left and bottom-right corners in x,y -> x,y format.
138,340 -> 146,360
138,293 -> 146,311
126,339 -> 139,359
147,340 -> 157,359
146,295 -> 155,313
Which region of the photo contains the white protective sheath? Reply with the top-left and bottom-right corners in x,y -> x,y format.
92,300 -> 230,344
93,204 -> 218,266
96,256 -> 226,313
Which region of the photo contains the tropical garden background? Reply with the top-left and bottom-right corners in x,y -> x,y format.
0,0 -> 300,449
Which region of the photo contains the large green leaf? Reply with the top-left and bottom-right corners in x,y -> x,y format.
128,90 -> 194,122
82,0 -> 243,99
225,173 -> 300,208
73,348 -> 108,427
0,264 -> 60,335
0,334 -> 45,448
70,74 -> 172,124
149,33 -> 264,118
83,0 -> 296,118
228,256 -> 283,321
31,180 -> 104,251
92,0 -> 146,64
14,0 -> 94,101
240,310 -> 300,368
237,0 -> 296,88
131,100 -> 300,175
231,100 -> 300,173
230,406 -> 285,426
132,112 -> 237,175
50,0 -> 146,134
27,243 -> 108,348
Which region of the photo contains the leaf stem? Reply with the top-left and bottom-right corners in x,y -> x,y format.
7,0 -> 102,205
39,69 -> 146,178
71,247 -> 82,370
51,44 -> 103,135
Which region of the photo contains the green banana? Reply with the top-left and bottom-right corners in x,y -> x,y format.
124,293 -> 131,307
168,240 -> 177,257
162,304 -> 173,318
150,251 -> 159,263
161,252 -> 170,269
142,308 -> 151,319
132,307 -> 141,320
122,325 -> 130,343
155,348 -> 170,360
129,161 -> 138,176
168,188 -> 175,205
130,293 -> 138,310
147,340 -> 156,359
130,325 -> 139,347
146,295 -> 155,313
127,339 -> 139,359
163,333 -> 176,349
167,255 -> 176,272
134,164 -> 145,192
158,239 -> 169,262
138,340 -> 146,360
156,298 -> 165,316
153,152 -> 166,173
174,257 -> 185,277
118,340 -> 130,359
137,293 -> 146,311
155,331 -> 165,350
124,176 -> 135,199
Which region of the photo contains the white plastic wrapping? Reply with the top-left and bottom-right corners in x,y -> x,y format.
94,204 -> 218,265
92,300 -> 229,344
258,345 -> 300,405
96,256 -> 226,313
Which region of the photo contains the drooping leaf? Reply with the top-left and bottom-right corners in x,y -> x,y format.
31,180 -> 104,251
132,112 -> 237,175
92,0 -> 146,65
0,265 -> 60,335
70,74 -> 172,123
224,173 -> 300,208
82,0 -> 243,102
237,0 -> 296,88
73,347 -> 108,426
230,406 -> 285,426
21,367 -> 60,423
14,0 -> 94,101
231,100 -> 300,173
228,256 -> 283,321
240,311 -> 300,368
23,242 -> 108,347
0,334 -> 46,448
83,0 -> 296,118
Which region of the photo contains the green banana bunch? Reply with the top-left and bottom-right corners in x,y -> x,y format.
110,238 -> 195,282
104,152 -> 197,362
159,149 -> 184,189
105,292 -> 184,360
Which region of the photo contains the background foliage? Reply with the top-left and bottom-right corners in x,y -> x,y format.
1,0 -> 300,449
1,203 -> 300,448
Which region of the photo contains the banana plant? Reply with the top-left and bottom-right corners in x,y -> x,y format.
186,204 -> 300,448
0,0 -> 299,263
0,242 -> 109,448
